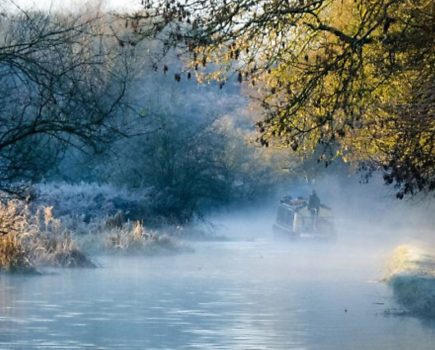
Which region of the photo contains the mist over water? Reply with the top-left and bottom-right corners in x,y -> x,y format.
0,2 -> 433,348
1,182 -> 435,349
1,133 -> 434,349
1,241 -> 434,349
211,173 -> 434,245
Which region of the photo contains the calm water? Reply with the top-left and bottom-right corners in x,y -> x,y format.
0,240 -> 434,349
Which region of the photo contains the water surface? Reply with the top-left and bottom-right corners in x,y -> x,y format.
1,240 -> 434,349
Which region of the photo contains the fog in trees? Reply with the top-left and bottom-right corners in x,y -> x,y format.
0,1 -> 434,348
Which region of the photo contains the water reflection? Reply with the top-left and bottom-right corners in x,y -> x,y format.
0,241 -> 434,349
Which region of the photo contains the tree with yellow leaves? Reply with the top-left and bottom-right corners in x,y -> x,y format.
138,0 -> 434,197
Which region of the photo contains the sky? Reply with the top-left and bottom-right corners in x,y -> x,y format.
1,0 -> 143,13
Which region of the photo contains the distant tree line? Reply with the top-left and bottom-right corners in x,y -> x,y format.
0,6 -> 293,222
57,69 -> 291,223
9,1 -> 426,224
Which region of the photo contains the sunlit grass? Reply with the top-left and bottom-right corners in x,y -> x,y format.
0,196 -> 191,274
75,220 -> 188,255
0,201 -> 94,273
384,245 -> 435,318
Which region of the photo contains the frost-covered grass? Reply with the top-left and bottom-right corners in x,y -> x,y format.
75,220 -> 190,256
34,182 -> 151,222
0,199 -> 189,273
384,245 -> 435,318
0,201 -> 94,273
1,182 -> 193,273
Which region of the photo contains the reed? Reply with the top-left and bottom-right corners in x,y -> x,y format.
75,219 -> 185,255
0,201 -> 94,272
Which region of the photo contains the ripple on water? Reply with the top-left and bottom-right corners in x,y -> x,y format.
1,242 -> 435,350
54,312 -> 84,318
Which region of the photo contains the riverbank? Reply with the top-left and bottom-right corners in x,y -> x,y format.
0,200 -> 190,274
384,244 -> 435,318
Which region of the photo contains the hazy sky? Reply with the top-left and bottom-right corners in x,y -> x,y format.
2,0 -> 142,13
